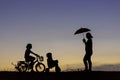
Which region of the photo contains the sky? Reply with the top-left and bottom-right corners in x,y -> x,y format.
0,0 -> 120,71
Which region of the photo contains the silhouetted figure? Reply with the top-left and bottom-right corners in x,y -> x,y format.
24,43 -> 37,72
46,52 -> 61,72
83,33 -> 93,71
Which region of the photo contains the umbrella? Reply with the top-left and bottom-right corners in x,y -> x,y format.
74,28 -> 91,35
74,28 -> 91,38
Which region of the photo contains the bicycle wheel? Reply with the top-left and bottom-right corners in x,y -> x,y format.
18,62 -> 27,72
35,63 -> 45,72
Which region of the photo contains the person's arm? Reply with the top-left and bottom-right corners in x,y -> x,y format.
30,50 -> 38,56
83,38 -> 86,44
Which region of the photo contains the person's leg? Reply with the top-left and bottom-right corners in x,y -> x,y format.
83,55 -> 88,71
29,56 -> 35,71
88,55 -> 92,71
55,65 -> 61,72
54,60 -> 58,66
54,60 -> 61,72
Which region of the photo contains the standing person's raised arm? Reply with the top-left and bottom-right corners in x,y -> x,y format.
83,38 -> 86,44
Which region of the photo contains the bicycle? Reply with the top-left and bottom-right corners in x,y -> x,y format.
12,54 -> 46,72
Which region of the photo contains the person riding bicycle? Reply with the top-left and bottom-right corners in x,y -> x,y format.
24,43 -> 38,71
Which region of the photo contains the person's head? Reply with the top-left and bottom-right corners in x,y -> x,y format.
26,43 -> 32,49
86,33 -> 93,39
46,52 -> 52,58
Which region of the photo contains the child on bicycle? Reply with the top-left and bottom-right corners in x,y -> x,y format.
24,43 -> 38,71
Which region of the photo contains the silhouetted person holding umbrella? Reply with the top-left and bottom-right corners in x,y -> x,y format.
83,33 -> 93,71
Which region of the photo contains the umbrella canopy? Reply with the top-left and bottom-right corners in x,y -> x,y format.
74,28 -> 91,35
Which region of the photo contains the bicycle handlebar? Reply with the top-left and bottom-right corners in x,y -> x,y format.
36,54 -> 44,62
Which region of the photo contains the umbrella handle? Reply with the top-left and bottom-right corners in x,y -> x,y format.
82,33 -> 85,38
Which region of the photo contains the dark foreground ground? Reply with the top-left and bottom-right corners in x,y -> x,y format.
0,71 -> 120,80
